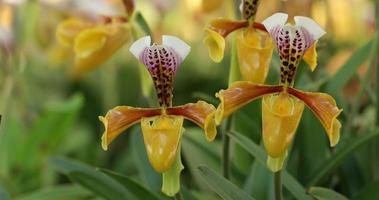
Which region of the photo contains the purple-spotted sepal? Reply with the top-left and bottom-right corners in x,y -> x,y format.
130,36 -> 190,107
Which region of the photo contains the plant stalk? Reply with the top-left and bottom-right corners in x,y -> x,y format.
274,171 -> 283,200
222,116 -> 233,178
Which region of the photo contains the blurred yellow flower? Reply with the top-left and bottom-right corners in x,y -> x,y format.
215,13 -> 342,172
56,16 -> 131,78
100,35 -> 217,196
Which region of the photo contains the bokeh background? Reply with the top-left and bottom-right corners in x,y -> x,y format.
0,0 -> 378,199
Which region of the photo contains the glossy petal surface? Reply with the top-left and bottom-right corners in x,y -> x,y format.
288,88 -> 342,146
237,28 -> 274,83
262,93 -> 304,158
99,106 -> 161,150
166,101 -> 217,141
141,115 -> 184,173
215,81 -> 283,124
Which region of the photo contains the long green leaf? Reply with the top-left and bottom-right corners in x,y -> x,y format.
352,182 -> 379,200
99,169 -> 162,200
229,131 -> 312,200
14,184 -> 91,200
197,165 -> 255,200
326,39 -> 373,95
308,187 -> 349,200
49,157 -> 137,200
306,128 -> 379,186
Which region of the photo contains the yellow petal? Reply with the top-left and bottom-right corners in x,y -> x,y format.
236,28 -> 274,83
72,23 -> 131,77
303,40 -> 318,71
262,93 -> 304,158
203,28 -> 225,63
215,81 -> 283,124
288,88 -> 342,147
99,106 -> 161,150
56,18 -> 92,46
267,151 -> 288,172
141,115 -> 184,173
166,101 -> 217,141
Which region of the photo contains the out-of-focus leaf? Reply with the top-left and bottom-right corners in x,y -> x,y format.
0,184 -> 10,200
326,39 -> 373,96
197,165 -> 255,200
131,127 -> 161,191
352,182 -> 379,200
229,131 -> 312,200
243,160 -> 273,200
49,157 -> 137,200
14,184 -> 92,200
308,187 -> 348,200
306,128 -> 379,186
134,12 -> 152,36
99,169 -> 162,200
19,94 -> 83,169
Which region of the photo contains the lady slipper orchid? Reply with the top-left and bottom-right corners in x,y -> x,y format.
56,16 -> 131,78
99,35 -> 217,196
203,0 -> 274,83
214,13 -> 342,172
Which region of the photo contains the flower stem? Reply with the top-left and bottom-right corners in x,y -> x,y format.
174,191 -> 184,200
274,171 -> 283,200
222,116 -> 233,178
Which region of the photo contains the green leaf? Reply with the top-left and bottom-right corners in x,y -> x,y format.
326,39 -> 373,96
352,182 -> 379,200
134,12 -> 153,36
99,169 -> 162,200
0,184 -> 10,200
14,184 -> 91,200
49,157 -> 137,200
229,131 -> 312,200
306,128 -> 379,186
308,187 -> 349,200
197,165 -> 255,200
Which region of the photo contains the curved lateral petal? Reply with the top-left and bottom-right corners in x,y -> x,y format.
73,23 -> 131,78
203,28 -> 226,63
56,18 -> 92,46
99,106 -> 161,150
215,82 -> 283,124
166,101 -> 217,141
287,88 -> 342,146
208,19 -> 248,37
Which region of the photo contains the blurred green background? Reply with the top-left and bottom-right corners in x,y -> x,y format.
0,0 -> 378,199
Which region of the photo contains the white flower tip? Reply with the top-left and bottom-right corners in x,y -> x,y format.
129,36 -> 151,59
162,35 -> 191,60
294,16 -> 326,40
262,12 -> 288,32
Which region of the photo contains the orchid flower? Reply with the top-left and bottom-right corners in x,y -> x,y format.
56,16 -> 131,78
99,35 -> 217,196
214,13 -> 342,172
203,0 -> 274,83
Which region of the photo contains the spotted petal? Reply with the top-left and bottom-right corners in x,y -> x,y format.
215,81 -> 283,125
288,88 -> 342,146
166,101 -> 217,141
99,106 -> 161,150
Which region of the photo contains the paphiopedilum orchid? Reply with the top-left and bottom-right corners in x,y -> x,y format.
214,13 -> 342,172
99,35 -> 217,196
56,15 -> 131,78
203,0 -> 275,83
